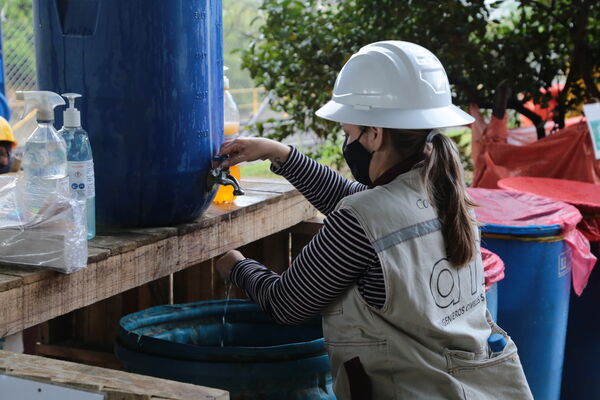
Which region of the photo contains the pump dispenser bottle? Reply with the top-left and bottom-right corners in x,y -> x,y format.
213,68 -> 241,204
16,91 -> 68,203
59,93 -> 96,239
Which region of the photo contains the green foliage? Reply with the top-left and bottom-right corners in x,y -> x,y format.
242,0 -> 600,160
223,0 -> 262,90
240,160 -> 282,179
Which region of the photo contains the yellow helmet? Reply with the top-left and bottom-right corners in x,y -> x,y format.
0,117 -> 16,148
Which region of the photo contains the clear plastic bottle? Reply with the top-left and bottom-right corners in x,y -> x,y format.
17,91 -> 69,210
58,93 -> 96,239
213,69 -> 241,204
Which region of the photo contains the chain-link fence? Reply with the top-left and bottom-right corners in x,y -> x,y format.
1,0 -> 36,121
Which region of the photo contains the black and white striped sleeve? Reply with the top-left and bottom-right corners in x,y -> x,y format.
230,207 -> 379,325
272,147 -> 367,215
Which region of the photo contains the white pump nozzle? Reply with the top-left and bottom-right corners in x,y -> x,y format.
62,93 -> 82,128
16,91 -> 65,122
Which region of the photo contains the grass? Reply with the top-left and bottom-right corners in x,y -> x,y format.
239,160 -> 284,179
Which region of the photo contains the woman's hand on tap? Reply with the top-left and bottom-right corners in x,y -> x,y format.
216,250 -> 246,283
218,137 -> 291,169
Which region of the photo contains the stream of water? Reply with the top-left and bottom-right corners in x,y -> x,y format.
220,282 -> 232,347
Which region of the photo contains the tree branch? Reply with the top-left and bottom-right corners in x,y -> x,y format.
509,100 -> 546,140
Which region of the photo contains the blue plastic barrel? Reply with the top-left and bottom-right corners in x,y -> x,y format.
0,93 -> 10,121
33,0 -> 223,226
115,299 -> 335,400
561,242 -> 600,399
486,283 -> 498,321
481,223 -> 570,400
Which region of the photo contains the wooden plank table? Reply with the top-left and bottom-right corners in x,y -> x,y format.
0,350 -> 228,399
0,178 -> 317,338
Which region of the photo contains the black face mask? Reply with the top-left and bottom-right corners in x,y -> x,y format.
343,128 -> 373,186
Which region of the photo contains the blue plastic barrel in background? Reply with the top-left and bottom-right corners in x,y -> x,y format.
561,242 -> 600,399
115,299 -> 335,400
33,0 -> 223,227
486,283 -> 498,321
481,223 -> 570,400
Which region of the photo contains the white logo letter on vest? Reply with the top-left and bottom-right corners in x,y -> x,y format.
429,258 -> 461,309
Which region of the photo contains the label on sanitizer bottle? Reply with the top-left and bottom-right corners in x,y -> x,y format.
68,160 -> 95,198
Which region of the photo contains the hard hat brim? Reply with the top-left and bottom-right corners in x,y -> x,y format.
315,100 -> 475,130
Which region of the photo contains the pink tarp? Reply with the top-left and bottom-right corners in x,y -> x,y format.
482,247 -> 505,291
468,188 -> 597,296
498,177 -> 600,242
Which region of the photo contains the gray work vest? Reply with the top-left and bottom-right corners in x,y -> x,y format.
322,168 -> 533,400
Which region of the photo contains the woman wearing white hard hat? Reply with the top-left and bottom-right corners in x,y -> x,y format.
216,41 -> 532,399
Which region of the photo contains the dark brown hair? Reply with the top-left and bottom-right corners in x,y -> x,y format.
386,128 -> 477,267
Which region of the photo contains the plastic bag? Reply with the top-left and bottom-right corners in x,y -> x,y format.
0,173 -> 87,273
468,188 -> 596,296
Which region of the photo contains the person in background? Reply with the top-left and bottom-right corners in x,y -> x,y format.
0,117 -> 17,174
216,41 -> 533,400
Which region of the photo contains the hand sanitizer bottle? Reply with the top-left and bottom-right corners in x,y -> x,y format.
16,91 -> 69,212
59,93 -> 96,240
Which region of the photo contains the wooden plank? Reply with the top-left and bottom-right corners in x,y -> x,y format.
0,285 -> 22,337
73,294 -> 123,351
4,236 -> 179,337
290,217 -> 324,236
179,193 -> 316,268
0,264 -> 53,285
0,350 -> 228,400
239,231 -> 290,275
260,231 -> 291,274
0,272 -> 22,292
173,260 -> 214,303
136,276 -> 172,311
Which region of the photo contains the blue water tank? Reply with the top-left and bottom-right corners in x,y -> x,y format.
116,299 -> 335,400
33,0 -> 223,226
482,223 -> 570,400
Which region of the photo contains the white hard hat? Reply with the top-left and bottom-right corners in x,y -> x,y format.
316,40 -> 474,129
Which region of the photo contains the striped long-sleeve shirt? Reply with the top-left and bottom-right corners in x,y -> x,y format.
230,147 -> 385,325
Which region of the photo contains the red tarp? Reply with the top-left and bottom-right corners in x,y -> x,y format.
469,105 -> 600,188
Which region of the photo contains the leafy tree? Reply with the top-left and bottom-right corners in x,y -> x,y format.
242,0 -> 600,144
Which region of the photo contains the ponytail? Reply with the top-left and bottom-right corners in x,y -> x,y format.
386,128 -> 477,268
422,130 -> 477,267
